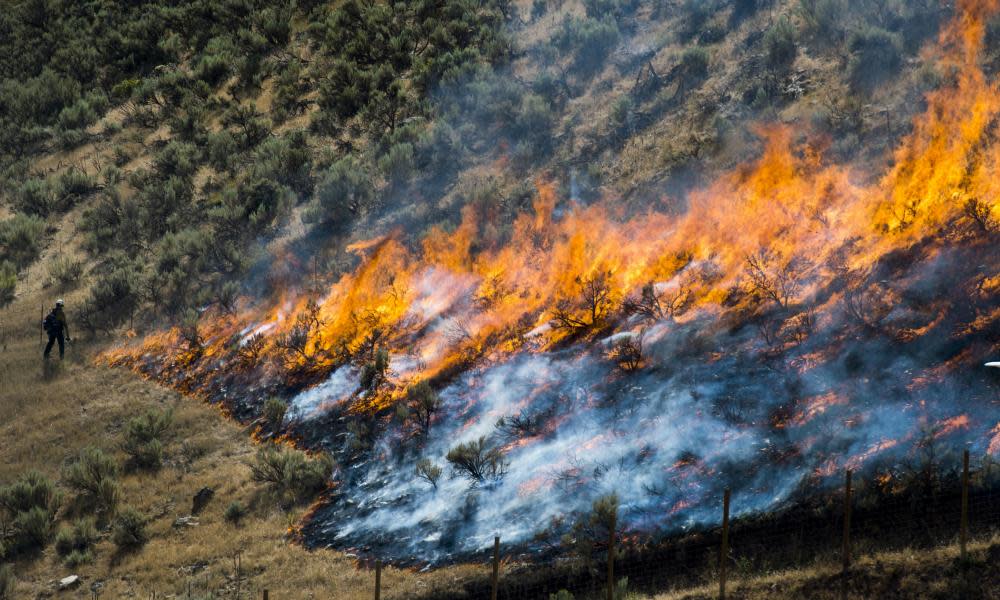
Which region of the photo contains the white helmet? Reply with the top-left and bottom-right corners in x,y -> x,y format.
55,299 -> 65,307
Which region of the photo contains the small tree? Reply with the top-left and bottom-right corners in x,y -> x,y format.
262,397 -> 288,435
250,445 -> 332,507
446,437 -> 509,484
121,408 -> 173,470
608,336 -> 643,372
551,270 -> 617,331
112,507 -> 147,550
62,448 -> 119,517
396,381 -> 441,437
415,458 -> 443,489
563,492 -> 619,567
359,348 -> 390,394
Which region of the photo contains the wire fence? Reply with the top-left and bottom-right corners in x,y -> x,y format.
108,450 -> 999,600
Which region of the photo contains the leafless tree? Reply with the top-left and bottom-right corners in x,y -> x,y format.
237,332 -> 267,368
623,281 -> 691,322
744,251 -> 803,308
607,335 -> 643,372
844,279 -> 893,334
551,270 -> 617,331
275,300 -> 327,370
964,198 -> 998,236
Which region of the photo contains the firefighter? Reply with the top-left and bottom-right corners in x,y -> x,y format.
43,299 -> 71,359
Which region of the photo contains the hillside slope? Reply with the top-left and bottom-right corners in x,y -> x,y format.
2,0 -> 999,599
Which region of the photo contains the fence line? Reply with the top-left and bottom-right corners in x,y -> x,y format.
135,449 -> 999,599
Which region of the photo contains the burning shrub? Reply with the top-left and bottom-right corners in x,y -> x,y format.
495,407 -> 552,440
359,348 -> 390,394
607,335 -> 643,372
238,332 -> 267,369
121,408 -> 173,471
623,281 -> 691,322
445,437 -> 509,484
396,381 -> 441,438
744,251 -> 804,309
964,198 -> 999,236
249,445 -> 332,507
111,506 -> 147,551
551,270 -> 618,332
275,300 -> 330,375
415,459 -> 443,489
61,447 -> 119,518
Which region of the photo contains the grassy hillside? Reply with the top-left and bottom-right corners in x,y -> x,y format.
2,0 -> 998,598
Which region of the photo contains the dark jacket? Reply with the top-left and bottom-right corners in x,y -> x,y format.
50,306 -> 69,337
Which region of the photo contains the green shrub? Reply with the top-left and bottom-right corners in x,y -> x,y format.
0,470 -> 61,516
64,549 -> 94,567
48,255 -> 84,288
764,17 -> 798,69
62,447 -> 119,517
12,505 -> 55,552
77,261 -> 140,333
0,213 -> 45,269
848,27 -> 902,93
302,156 -> 373,229
54,517 -> 98,556
121,408 -> 173,470
224,501 -> 248,525
0,261 -> 15,306
262,397 -> 287,434
249,445 -> 332,506
194,53 -> 231,87
554,16 -> 620,75
111,507 -> 147,550
0,564 -> 13,598
13,177 -> 54,216
797,0 -> 844,43
680,46 -> 710,79
378,142 -> 415,186
56,168 -> 98,207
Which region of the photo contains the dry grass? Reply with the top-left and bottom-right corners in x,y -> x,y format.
0,219 -> 485,598
651,535 -> 1000,600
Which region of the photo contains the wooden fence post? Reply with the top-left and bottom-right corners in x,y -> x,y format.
374,560 -> 382,600
607,509 -> 616,600
491,535 -> 500,600
843,470 -> 852,574
961,449 -> 970,561
720,489 -> 730,600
